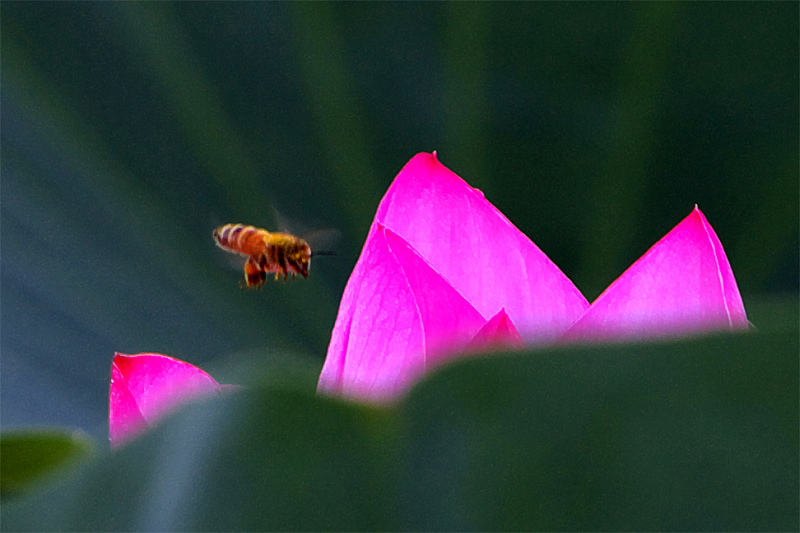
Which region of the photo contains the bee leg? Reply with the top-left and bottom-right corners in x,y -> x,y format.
244,257 -> 266,289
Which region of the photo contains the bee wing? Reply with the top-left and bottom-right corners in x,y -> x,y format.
304,228 -> 341,254
270,206 -> 304,235
269,205 -> 340,253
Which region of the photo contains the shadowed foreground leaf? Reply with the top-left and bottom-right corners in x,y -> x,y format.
3,323 -> 797,531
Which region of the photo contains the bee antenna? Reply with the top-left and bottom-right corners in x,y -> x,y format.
311,250 -> 337,257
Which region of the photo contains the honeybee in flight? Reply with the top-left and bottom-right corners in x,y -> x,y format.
213,223 -> 313,288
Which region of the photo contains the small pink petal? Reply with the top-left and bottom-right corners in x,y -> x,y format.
466,308 -> 525,353
109,353 -> 223,448
318,225 -> 487,402
108,361 -> 148,448
375,152 -> 589,343
563,206 -> 748,342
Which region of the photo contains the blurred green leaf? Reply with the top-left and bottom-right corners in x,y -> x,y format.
3,306 -> 797,531
0,429 -> 95,499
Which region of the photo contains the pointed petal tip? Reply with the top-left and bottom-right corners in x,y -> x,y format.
563,205 -> 748,342
403,151 -> 454,176
690,204 -> 707,223
466,309 -> 524,353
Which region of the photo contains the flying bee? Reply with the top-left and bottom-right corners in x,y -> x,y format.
212,223 -> 313,288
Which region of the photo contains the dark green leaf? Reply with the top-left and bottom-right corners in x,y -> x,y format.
3,325 -> 797,531
0,429 -> 95,499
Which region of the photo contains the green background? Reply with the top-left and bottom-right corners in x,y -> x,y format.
1,3 -> 797,529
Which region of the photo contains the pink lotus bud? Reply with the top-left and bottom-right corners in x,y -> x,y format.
319,153 -> 589,402
319,154 -> 749,403
109,353 -> 227,448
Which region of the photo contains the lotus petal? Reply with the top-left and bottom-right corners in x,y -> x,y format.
109,353 -> 223,448
318,225 -> 487,402
375,152 -> 589,343
564,207 -> 748,342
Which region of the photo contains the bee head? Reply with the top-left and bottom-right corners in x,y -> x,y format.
286,240 -> 311,278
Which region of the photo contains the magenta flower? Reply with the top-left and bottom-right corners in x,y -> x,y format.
318,153 -> 748,402
109,353 -> 229,448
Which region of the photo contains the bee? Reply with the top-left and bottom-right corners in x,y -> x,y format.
213,224 -> 312,288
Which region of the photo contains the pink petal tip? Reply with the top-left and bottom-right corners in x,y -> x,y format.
466,308 -> 524,353
564,206 -> 748,342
